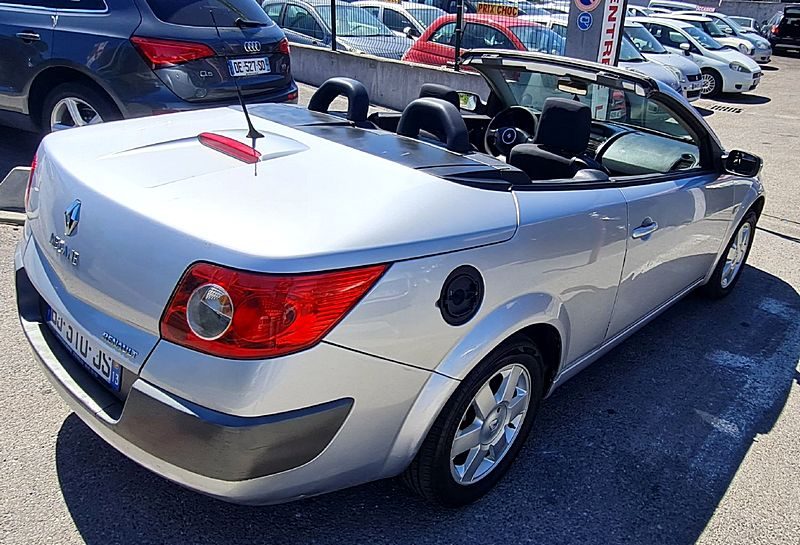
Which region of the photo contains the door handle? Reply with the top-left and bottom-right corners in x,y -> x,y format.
631,219 -> 659,239
16,31 -> 41,42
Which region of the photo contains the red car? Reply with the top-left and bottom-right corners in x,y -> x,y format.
401,14 -> 563,67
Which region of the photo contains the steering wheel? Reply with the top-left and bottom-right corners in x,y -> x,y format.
484,106 -> 538,158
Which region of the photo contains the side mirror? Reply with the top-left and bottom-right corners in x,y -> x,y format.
458,91 -> 481,112
679,42 -> 691,55
724,150 -> 762,177
403,26 -> 419,39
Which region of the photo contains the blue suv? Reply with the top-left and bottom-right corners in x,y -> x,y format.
0,0 -> 298,133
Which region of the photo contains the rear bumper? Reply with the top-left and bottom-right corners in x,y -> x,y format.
15,239 -> 443,504
120,79 -> 299,119
17,264 -> 351,479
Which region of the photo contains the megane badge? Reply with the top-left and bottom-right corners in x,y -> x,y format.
64,200 -> 81,237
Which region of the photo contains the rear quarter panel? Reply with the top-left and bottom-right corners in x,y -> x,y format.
328,187 -> 629,380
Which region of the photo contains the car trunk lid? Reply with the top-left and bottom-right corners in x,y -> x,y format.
26,106 -> 517,372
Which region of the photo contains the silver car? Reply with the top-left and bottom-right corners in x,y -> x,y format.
15,51 -> 764,507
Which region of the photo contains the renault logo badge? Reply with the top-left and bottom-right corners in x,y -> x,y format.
64,200 -> 81,237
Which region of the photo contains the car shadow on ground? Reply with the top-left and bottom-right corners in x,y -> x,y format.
694,106 -> 715,117
716,93 -> 771,105
760,65 -> 780,71
54,266 -> 800,545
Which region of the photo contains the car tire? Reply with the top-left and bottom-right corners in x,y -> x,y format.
700,68 -> 723,98
41,82 -> 121,133
402,338 -> 545,507
701,210 -> 758,299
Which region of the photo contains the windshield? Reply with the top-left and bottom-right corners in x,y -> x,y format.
317,5 -> 394,37
729,16 -> 753,29
688,20 -> 727,38
509,26 -> 565,54
683,25 -> 724,49
716,15 -> 742,34
407,7 -> 444,28
619,35 -> 646,61
626,25 -> 667,53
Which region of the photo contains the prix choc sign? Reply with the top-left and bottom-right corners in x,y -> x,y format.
475,3 -> 519,17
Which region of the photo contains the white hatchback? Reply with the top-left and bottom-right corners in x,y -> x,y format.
631,16 -> 762,97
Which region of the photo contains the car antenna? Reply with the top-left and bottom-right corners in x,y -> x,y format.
209,9 -> 264,176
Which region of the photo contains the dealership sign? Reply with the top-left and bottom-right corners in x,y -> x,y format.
597,0 -> 622,64
564,0 -> 627,65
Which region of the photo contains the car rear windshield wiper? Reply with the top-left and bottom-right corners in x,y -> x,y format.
235,18 -> 267,28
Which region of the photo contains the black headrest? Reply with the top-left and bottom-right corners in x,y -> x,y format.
419,83 -> 460,110
533,97 -> 592,154
308,77 -> 369,123
397,98 -> 470,153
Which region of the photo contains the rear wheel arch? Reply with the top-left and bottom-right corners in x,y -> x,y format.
503,323 -> 562,395
28,67 -> 123,131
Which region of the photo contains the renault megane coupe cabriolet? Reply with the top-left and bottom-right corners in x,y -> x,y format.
15,50 -> 764,507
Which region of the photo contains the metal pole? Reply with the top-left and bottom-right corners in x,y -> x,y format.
330,0 -> 337,51
453,0 -> 464,71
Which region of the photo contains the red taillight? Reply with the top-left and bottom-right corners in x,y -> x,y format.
24,153 -> 37,211
160,262 -> 387,359
198,132 -> 261,164
771,24 -> 780,36
278,37 -> 290,55
131,36 -> 215,69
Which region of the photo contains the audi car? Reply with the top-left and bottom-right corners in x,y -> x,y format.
13,51 -> 764,507
0,0 -> 297,133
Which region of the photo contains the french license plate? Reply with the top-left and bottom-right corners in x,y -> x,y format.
228,57 -> 270,77
47,307 -> 122,391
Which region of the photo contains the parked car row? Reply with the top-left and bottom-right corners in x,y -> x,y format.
263,0 -> 770,101
637,0 -> 800,54
622,3 -> 772,98
0,0 -> 790,136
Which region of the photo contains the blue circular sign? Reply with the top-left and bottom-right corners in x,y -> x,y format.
577,11 -> 593,31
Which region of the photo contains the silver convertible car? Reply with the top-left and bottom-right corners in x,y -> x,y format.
14,51 -> 764,507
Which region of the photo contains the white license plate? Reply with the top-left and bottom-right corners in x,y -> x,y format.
228,57 -> 270,77
47,307 -> 122,391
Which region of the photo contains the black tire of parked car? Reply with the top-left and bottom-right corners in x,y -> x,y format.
701,68 -> 723,98
701,209 -> 758,299
402,337 -> 545,506
41,82 -> 121,134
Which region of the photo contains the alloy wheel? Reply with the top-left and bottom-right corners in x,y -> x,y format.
721,222 -> 751,288
450,363 -> 531,485
50,97 -> 104,131
701,73 -> 716,96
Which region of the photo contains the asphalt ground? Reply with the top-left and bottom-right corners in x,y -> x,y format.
1,60 -> 799,545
